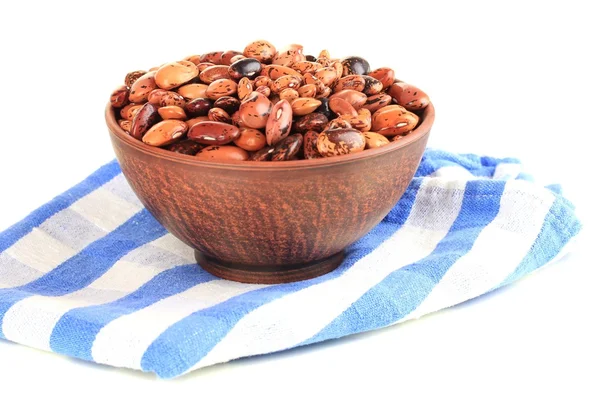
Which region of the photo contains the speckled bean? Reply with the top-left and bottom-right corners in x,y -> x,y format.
329,97 -> 358,117
292,112 -> 329,133
233,128 -> 267,151
237,77 -> 253,101
213,96 -> 240,115
199,65 -> 231,84
261,65 -> 302,80
128,71 -> 157,103
333,75 -> 365,93
291,97 -> 321,116
362,76 -> 383,95
303,131 -> 322,159
330,89 -> 367,109
185,116 -> 210,129
196,145 -> 249,161
220,50 -> 243,65
243,40 -> 277,63
185,97 -> 213,117
199,52 -> 224,64
118,119 -> 131,132
387,82 -> 430,111
272,44 -> 305,67
188,121 -> 240,145
124,70 -> 146,87
317,128 -> 366,157
166,139 -> 204,155
239,91 -> 272,129
297,84 -> 317,98
120,103 -> 143,120
273,75 -> 303,93
315,67 -> 338,87
142,120 -> 188,147
264,99 -> 293,145
340,108 -> 371,131
154,61 -> 198,90
279,88 -> 299,102
148,89 -> 186,107
271,133 -> 303,161
368,67 -> 395,89
158,105 -> 187,120
206,79 -> 238,100
207,107 -> 232,124
177,83 -> 209,100
255,85 -> 271,97
364,132 -> 390,149
130,102 -> 160,140
362,93 -> 392,113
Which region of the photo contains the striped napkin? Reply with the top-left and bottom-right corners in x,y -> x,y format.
0,149 -> 581,379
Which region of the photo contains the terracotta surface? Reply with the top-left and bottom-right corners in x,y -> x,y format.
105,103 -> 435,283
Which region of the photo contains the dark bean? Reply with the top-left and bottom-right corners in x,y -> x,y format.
228,58 -> 262,80
213,96 -> 241,114
185,97 -> 213,117
341,56 -> 370,76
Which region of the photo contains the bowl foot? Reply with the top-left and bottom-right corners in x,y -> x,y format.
195,250 -> 345,284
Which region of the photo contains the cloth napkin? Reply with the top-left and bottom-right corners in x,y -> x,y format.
0,149 -> 581,379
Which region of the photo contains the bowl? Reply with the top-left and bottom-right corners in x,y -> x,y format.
105,102 -> 435,283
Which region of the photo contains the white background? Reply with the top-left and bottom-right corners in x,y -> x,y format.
0,1 -> 598,398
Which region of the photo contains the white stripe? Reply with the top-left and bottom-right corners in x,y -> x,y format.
0,175 -> 141,288
150,234 -> 195,263
70,187 -> 142,232
402,180 -> 556,320
429,165 -> 475,180
5,228 -> 76,273
1,235 -> 184,350
189,178 -> 466,371
493,163 -> 522,180
91,280 -> 267,369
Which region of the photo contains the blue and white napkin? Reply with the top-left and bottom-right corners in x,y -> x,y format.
0,149 -> 581,378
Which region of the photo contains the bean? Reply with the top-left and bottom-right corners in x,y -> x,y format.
234,128 -> 267,151
110,86 -> 129,108
142,120 -> 188,147
177,83 -> 209,100
196,145 -> 249,161
317,128 -> 366,157
265,99 -> 293,145
271,133 -> 303,161
364,132 -> 390,149
291,97 -> 321,116
130,102 -> 160,140
239,91 -> 272,129
158,105 -> 186,120
206,79 -> 238,100
188,121 -> 240,145
154,61 -> 198,90
166,139 -> 204,155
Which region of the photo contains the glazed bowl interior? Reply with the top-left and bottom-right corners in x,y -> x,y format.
105,102 -> 435,283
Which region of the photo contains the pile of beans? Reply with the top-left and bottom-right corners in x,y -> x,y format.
110,40 -> 430,162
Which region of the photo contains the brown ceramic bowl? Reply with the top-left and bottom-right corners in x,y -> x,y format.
105,103 -> 434,283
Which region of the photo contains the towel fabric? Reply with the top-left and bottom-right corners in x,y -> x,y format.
0,149 -> 581,379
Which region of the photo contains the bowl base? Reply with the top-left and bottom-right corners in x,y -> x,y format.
195,250 -> 345,284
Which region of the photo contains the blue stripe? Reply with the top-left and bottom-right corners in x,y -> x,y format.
49,264 -> 216,360
140,179 -> 426,378
0,209 -> 165,338
416,149 -> 520,178
0,160 -> 120,254
302,179 -> 506,346
500,195 -> 582,286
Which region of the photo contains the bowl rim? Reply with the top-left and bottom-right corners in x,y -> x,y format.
105,101 -> 434,170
